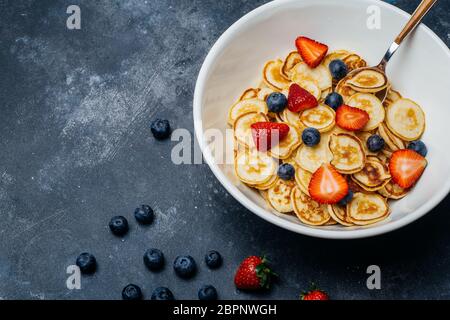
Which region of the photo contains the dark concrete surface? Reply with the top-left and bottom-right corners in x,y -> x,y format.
0,0 -> 449,300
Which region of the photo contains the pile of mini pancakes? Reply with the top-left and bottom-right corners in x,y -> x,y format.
229,49 -> 426,228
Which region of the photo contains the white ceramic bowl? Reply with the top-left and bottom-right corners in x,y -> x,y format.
193,0 -> 450,239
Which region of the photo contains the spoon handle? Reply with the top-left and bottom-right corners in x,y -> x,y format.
394,0 -> 437,45
378,0 -> 437,70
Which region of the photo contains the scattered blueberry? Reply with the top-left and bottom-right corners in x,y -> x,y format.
151,287 -> 175,300
122,284 -> 143,300
143,248 -> 165,271
198,285 -> 218,301
134,204 -> 154,225
277,163 -> 295,180
109,216 -> 129,236
205,250 -> 222,269
266,92 -> 288,113
324,92 -> 344,110
151,118 -> 171,140
367,135 -> 385,152
76,252 -> 97,274
302,127 -> 321,146
407,140 -> 428,157
329,59 -> 348,80
173,255 -> 197,278
339,190 -> 354,206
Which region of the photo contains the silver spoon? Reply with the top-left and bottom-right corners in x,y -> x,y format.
337,0 -> 437,102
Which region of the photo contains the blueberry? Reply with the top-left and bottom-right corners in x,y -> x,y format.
76,252 -> 96,274
198,285 -> 218,301
151,287 -> 175,300
324,92 -> 344,110
407,140 -> 428,157
109,216 -> 129,236
367,135 -> 385,152
122,284 -> 142,300
205,250 -> 222,269
134,204 -> 154,225
173,255 -> 197,278
339,190 -> 354,206
266,92 -> 287,113
302,127 -> 321,146
329,59 -> 348,80
150,118 -> 171,140
143,248 -> 164,271
277,163 -> 295,180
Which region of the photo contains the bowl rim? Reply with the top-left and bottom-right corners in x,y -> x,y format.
193,0 -> 450,239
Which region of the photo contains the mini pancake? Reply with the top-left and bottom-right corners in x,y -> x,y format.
323,50 -> 352,69
329,133 -> 365,174
383,88 -> 402,108
343,54 -> 367,72
252,174 -> 278,190
282,152 -> 297,164
281,51 -> 302,80
347,93 -> 385,131
347,193 -> 390,225
257,87 -> 275,101
378,123 -> 405,151
267,179 -> 295,213
293,79 -> 321,100
381,148 -> 393,158
233,112 -> 269,148
282,106 -> 303,129
352,156 -> 391,191
263,59 -> 291,91
228,99 -> 268,125
269,124 -> 301,159
320,87 -> 332,102
295,167 -> 312,196
325,218 -> 338,225
300,105 -> 336,132
347,69 -> 388,93
327,204 -> 353,226
235,150 -> 277,185
335,79 -> 357,103
239,88 -> 260,101
294,132 -> 333,173
290,62 -> 332,91
347,177 -> 367,194
331,125 -> 356,136
274,111 -> 285,123
386,98 -> 425,141
259,189 -> 269,201
291,187 -> 331,226
378,180 -> 409,200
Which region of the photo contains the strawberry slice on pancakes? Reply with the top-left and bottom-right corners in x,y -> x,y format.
389,149 -> 427,188
335,105 -> 369,131
251,122 -> 290,152
287,83 -> 318,113
295,36 -> 329,68
309,164 -> 349,204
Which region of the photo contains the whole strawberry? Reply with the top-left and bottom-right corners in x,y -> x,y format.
234,256 -> 276,290
301,285 -> 329,300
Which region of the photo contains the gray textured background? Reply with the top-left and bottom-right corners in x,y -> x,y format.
0,0 -> 449,300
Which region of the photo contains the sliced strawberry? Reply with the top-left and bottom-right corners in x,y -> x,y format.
287,83 -> 318,113
295,36 -> 328,68
389,149 -> 427,188
251,122 -> 289,152
309,164 -> 348,204
335,105 -> 369,131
